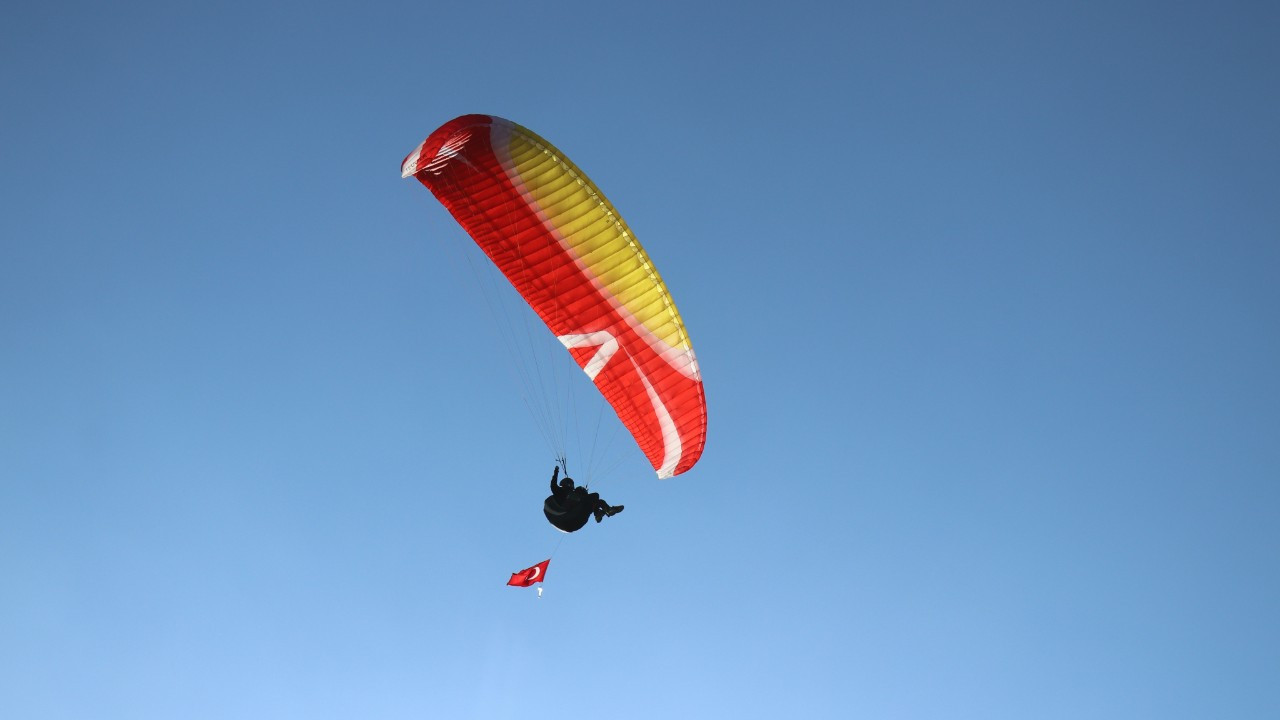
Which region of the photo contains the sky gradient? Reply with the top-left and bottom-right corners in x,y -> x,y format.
3,1 -> 1278,718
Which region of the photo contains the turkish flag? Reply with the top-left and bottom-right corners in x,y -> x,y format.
507,559 -> 550,587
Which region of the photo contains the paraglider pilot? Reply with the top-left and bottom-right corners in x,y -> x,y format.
543,465 -> 623,533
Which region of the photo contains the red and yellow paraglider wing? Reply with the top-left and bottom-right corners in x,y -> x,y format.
403,114 -> 706,477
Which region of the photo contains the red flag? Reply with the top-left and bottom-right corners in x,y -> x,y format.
507,559 -> 550,587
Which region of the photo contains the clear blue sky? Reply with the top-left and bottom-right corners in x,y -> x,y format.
3,1 -> 1278,718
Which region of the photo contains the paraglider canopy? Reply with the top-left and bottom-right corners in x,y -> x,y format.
403,114 -> 707,478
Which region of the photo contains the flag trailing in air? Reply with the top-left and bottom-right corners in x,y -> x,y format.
507,559 -> 550,587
